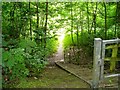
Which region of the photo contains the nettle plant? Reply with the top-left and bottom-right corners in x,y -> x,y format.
19,38 -> 48,76
2,48 -> 29,83
2,38 -> 48,83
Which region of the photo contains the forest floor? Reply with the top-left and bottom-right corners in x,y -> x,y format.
14,55 -> 119,88
15,65 -> 90,88
14,43 -> 91,88
13,43 -> 119,88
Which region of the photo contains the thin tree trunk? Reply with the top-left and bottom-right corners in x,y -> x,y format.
77,23 -> 79,49
115,3 -> 117,38
15,3 -> 19,38
80,10 -> 83,44
70,2 -> 76,63
70,2 -> 74,45
23,3 -> 26,39
0,3 -> 1,44
76,23 -> 80,63
87,2 -> 90,34
115,2 -> 119,38
19,3 -> 22,38
29,2 -> 32,40
35,2 -> 40,44
117,2 -> 120,38
44,1 -> 48,48
104,2 -> 107,39
93,2 -> 98,36
10,3 -> 15,38
36,2 -> 39,29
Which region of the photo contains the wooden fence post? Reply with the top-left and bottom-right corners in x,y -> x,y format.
110,45 -> 118,71
92,38 -> 102,88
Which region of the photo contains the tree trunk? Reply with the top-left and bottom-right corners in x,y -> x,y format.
104,2 -> 107,39
29,2 -> 32,40
87,2 -> 90,34
117,2 -> 120,38
36,2 -> 39,29
80,9 -> 83,45
44,1 -> 48,48
76,23 -> 79,49
93,2 -> 98,36
115,2 -> 119,38
70,2 -> 74,45
10,3 -> 15,38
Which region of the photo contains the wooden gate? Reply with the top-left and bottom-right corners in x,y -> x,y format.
92,38 -> 120,88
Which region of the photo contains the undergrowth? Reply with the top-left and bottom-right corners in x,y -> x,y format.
2,37 -> 58,88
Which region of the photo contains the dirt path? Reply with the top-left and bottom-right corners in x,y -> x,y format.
14,34 -> 91,88
15,66 -> 90,88
14,35 -> 118,88
46,40 -> 119,88
48,37 -> 64,65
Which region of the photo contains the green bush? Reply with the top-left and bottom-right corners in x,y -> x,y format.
2,37 -> 59,86
2,48 -> 29,83
46,37 -> 58,56
24,46 -> 48,76
63,29 -> 120,64
19,38 -> 47,76
63,31 -> 94,49
63,34 -> 73,49
19,38 -> 37,53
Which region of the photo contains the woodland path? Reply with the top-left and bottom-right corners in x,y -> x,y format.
48,41 -> 64,65
14,35 -> 119,88
40,36 -> 91,88
11,40 -> 118,88
15,34 -> 91,88
15,44 -> 90,88
45,37 -> 119,88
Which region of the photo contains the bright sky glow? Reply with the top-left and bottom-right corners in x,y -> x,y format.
59,34 -> 65,43
56,28 -> 65,61
57,28 -> 65,43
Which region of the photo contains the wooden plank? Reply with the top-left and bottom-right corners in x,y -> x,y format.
104,44 -> 120,71
105,74 -> 120,78
104,57 -> 120,61
105,44 -> 120,49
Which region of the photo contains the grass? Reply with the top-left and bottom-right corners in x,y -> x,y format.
13,66 -> 89,88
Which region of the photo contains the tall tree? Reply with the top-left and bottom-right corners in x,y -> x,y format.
10,3 -> 15,38
79,4 -> 83,44
115,2 -> 120,38
87,2 -> 90,34
93,2 -> 98,36
36,2 -> 39,29
70,2 -> 74,45
104,2 -> 107,39
44,1 -> 48,48
29,2 -> 32,40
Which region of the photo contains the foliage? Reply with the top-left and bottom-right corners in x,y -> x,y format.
46,37 -> 58,56
2,48 -> 29,84
2,2 -> 120,87
63,31 -> 94,50
18,38 -> 37,53
24,47 -> 47,76
2,37 -> 58,85
19,38 -> 48,76
63,34 -> 73,49
63,29 -> 120,64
